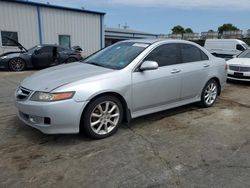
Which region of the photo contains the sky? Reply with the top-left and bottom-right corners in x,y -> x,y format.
31,0 -> 250,34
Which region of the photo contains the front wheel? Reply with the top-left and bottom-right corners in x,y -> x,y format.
9,58 -> 26,71
199,80 -> 218,107
81,96 -> 123,139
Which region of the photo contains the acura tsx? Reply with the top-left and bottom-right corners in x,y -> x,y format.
15,39 -> 227,139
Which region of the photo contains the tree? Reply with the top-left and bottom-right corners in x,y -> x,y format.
208,29 -> 214,32
185,28 -> 193,33
172,25 -> 185,34
218,23 -> 239,34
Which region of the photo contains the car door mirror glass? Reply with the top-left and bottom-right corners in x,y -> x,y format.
140,61 -> 159,71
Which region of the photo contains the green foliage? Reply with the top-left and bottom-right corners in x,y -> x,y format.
218,23 -> 239,34
185,28 -> 193,33
208,29 -> 214,32
171,25 -> 185,34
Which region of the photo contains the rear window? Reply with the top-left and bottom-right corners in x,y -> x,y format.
180,44 -> 208,63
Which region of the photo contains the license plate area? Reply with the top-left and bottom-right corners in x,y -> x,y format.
234,72 -> 243,77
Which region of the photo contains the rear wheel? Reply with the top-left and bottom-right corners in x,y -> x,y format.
199,79 -> 218,107
9,58 -> 26,71
81,96 -> 123,139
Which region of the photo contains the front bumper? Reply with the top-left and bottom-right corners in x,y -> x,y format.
0,59 -> 9,69
227,70 -> 250,81
15,99 -> 88,134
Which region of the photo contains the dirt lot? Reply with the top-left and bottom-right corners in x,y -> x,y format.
0,71 -> 250,188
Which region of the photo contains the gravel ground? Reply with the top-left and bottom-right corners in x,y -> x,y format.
0,71 -> 250,188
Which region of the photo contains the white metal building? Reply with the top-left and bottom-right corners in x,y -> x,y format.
0,0 -> 105,55
105,27 -> 159,46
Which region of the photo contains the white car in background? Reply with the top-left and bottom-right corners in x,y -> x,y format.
227,49 -> 250,81
204,39 -> 249,60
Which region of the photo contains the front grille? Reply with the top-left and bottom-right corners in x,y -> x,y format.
228,74 -> 250,79
16,87 -> 32,100
229,65 -> 250,72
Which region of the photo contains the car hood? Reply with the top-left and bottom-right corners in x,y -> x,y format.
227,58 -> 250,66
4,37 -> 27,52
0,51 -> 22,57
21,62 -> 114,92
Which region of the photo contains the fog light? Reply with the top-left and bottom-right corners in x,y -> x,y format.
29,115 -> 43,124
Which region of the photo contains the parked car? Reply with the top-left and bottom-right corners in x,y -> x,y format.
0,37 -> 82,71
227,49 -> 250,81
204,39 -> 249,60
15,39 -> 227,139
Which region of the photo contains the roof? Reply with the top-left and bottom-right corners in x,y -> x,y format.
121,39 -> 163,44
121,39 -> 201,45
3,0 -> 105,15
105,27 -> 157,36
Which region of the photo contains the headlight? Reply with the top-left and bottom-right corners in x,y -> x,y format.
30,91 -> 75,102
0,56 -> 8,59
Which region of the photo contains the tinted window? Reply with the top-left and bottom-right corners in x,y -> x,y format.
144,44 -> 180,67
181,44 -> 208,63
238,49 -> 250,58
236,44 -> 245,51
1,31 -> 18,46
57,47 -> 66,52
40,46 -> 54,53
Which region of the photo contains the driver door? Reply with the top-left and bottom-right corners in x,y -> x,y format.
32,46 -> 54,68
132,43 -> 182,112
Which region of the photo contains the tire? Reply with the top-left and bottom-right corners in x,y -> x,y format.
81,96 -> 123,139
65,57 -> 77,64
199,79 -> 219,108
8,58 -> 26,71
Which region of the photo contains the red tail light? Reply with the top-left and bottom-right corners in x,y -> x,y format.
225,64 -> 228,70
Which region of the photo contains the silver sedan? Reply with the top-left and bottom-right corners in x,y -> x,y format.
15,39 -> 227,139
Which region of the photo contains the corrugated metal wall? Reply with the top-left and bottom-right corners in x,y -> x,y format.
40,7 -> 101,56
0,1 -> 103,56
0,2 -> 39,54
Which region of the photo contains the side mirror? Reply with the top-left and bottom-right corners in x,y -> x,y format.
34,49 -> 39,55
140,61 -> 159,71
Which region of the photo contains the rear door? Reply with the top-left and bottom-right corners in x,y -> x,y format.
32,46 -> 54,68
178,43 -> 210,100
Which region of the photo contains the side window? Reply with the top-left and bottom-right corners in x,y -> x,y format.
1,31 -> 18,46
181,44 -> 208,63
144,44 -> 180,67
39,46 -> 54,53
57,47 -> 66,52
201,51 -> 209,60
236,44 -> 245,51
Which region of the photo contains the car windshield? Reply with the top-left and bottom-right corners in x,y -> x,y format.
238,49 -> 250,58
82,42 -> 150,70
242,43 -> 249,50
28,45 -> 42,53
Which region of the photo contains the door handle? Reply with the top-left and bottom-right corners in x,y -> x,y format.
171,69 -> 181,74
203,64 -> 210,68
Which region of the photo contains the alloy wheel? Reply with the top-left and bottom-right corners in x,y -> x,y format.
204,82 -> 217,105
90,101 -> 120,135
9,58 -> 25,71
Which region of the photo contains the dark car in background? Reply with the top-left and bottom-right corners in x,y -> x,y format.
0,37 -> 82,71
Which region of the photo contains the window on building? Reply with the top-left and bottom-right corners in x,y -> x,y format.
59,35 -> 71,48
1,31 -> 18,46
